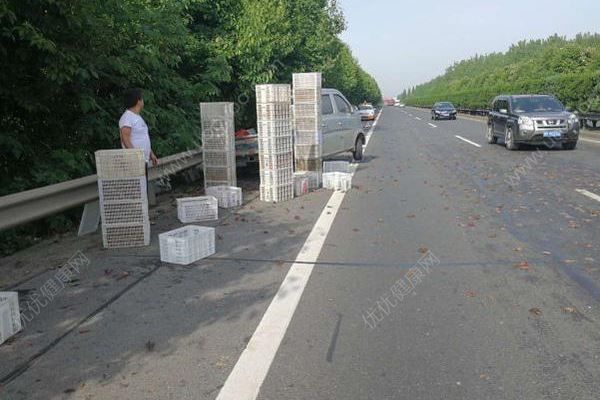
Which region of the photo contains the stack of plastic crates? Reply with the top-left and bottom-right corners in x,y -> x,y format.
323,172 -> 353,192
293,72 -> 322,190
200,102 -> 237,189
95,149 -> 150,248
256,84 -> 294,202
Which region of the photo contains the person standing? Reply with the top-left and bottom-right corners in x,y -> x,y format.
119,88 -> 158,166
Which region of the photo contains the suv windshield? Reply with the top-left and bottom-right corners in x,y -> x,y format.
436,103 -> 454,110
512,96 -> 564,113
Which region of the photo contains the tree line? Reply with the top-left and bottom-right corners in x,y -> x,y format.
399,33 -> 600,112
0,0 -> 382,197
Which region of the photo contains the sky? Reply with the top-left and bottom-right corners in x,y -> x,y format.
338,0 -> 600,97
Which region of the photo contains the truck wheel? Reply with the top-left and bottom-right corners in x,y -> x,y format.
353,136 -> 365,161
486,125 -> 497,144
505,127 -> 519,150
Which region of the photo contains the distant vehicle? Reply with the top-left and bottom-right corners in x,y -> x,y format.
394,99 -> 401,107
487,95 -> 580,150
383,98 -> 395,107
358,104 -> 376,121
431,102 -> 457,120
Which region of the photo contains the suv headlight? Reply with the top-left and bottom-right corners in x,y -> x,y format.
518,116 -> 534,131
568,113 -> 579,128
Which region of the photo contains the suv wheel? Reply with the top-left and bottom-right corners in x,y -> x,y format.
486,125 -> 497,144
505,127 -> 519,151
563,141 -> 577,150
353,135 -> 365,161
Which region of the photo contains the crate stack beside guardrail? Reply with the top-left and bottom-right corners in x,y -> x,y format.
200,102 -> 237,189
95,149 -> 150,248
256,84 -> 294,202
293,72 -> 322,190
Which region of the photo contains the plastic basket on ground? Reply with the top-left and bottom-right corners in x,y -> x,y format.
260,168 -> 293,187
159,226 -> 215,265
323,172 -> 352,191
260,184 -> 294,203
177,196 -> 218,223
256,84 -> 291,104
293,72 -> 322,88
205,186 -> 242,208
323,160 -> 350,173
0,292 -> 21,335
95,149 -> 146,179
294,173 -> 309,197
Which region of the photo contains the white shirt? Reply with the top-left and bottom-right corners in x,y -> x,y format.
119,110 -> 151,162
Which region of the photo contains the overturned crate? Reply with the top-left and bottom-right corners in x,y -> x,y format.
205,186 -> 242,208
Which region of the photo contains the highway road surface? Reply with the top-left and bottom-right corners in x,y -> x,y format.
1,107 -> 599,400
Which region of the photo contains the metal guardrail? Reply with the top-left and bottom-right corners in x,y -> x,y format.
0,149 -> 203,231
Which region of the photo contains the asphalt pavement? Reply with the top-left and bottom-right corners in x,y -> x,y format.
1,107 -> 599,400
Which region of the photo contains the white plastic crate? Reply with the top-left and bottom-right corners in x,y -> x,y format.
294,117 -> 321,133
203,151 -> 235,167
98,178 -> 147,203
102,223 -> 150,248
0,292 -> 21,334
294,103 -> 320,119
100,201 -> 148,225
258,136 -> 293,155
305,171 -> 322,190
177,196 -> 218,223
295,131 -> 322,146
95,149 -> 146,179
295,144 -> 322,160
260,184 -> 294,203
1,300 -> 14,346
260,168 -> 293,186
160,226 -> 215,265
257,120 -> 293,138
323,161 -> 350,173
205,186 -> 242,208
293,173 -> 309,197
256,84 -> 291,104
260,152 -> 293,170
204,166 -> 237,185
293,72 -> 322,88
256,103 -> 292,120
293,87 -> 321,104
323,172 -> 352,191
200,102 -> 234,120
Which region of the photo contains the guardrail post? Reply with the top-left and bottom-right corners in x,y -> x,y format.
78,200 -> 100,236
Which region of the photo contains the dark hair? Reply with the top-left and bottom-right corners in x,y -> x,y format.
123,88 -> 143,109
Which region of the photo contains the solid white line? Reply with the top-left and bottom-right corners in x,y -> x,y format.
428,123 -> 437,128
415,117 -> 422,121
215,110 -> 381,400
580,137 -> 600,145
454,135 -> 482,148
576,189 -> 600,203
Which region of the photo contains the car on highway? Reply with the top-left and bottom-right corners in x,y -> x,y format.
486,95 -> 580,150
431,102 -> 457,120
358,104 -> 376,121
322,89 -> 367,160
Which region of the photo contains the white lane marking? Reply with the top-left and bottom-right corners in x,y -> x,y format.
576,189 -> 600,203
428,123 -> 437,128
454,135 -> 482,148
415,117 -> 422,121
580,137 -> 600,145
215,110 -> 381,400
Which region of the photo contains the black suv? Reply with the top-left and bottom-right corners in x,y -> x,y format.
487,95 -> 580,150
431,102 -> 457,120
